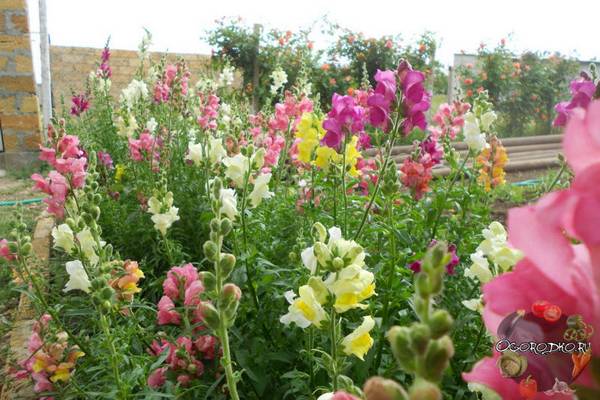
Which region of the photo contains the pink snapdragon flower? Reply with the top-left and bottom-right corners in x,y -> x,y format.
128,132 -> 161,164
97,151 -> 114,169
553,74 -> 597,127
31,171 -> 69,218
197,93 -> 220,130
162,263 -> 200,301
322,94 -> 365,149
398,60 -> 431,135
70,94 -> 90,116
464,100 -> 600,398
97,46 -> 112,79
157,296 -> 181,325
147,334 -> 218,389
0,239 -> 16,261
429,101 -> 470,139
367,69 -> 397,130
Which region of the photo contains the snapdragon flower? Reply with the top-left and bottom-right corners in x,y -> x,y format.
270,67 -> 288,95
64,260 -> 91,293
147,192 -> 180,236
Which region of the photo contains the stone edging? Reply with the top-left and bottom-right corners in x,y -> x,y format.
0,214 -> 54,400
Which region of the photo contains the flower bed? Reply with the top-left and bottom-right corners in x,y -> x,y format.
1,41 -> 598,400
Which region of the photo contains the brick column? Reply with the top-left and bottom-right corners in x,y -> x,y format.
0,0 -> 41,169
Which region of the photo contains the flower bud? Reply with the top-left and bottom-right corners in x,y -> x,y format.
203,241 -> 219,261
344,245 -> 364,264
415,274 -> 430,297
410,323 -> 431,355
332,257 -> 345,271
308,277 -> 329,305
20,242 -> 32,256
219,253 -> 236,278
100,286 -> 115,301
313,242 -> 332,265
211,178 -> 223,198
220,218 -> 232,236
363,376 -> 409,400
210,218 -> 220,233
251,148 -> 266,169
199,271 -> 216,291
429,310 -> 453,339
223,282 -> 242,299
424,242 -> 447,272
387,326 -> 415,372
8,242 -> 18,253
408,379 -> 442,400
312,222 -> 327,243
199,302 -> 220,330
423,337 -> 454,382
497,351 -> 527,378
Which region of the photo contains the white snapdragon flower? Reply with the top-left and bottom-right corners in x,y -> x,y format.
76,228 -> 99,266
185,137 -> 226,166
120,79 -> 149,108
151,207 -> 180,236
147,192 -> 180,236
146,117 -> 158,133
64,260 -> 91,293
186,142 -> 205,166
464,251 -> 493,283
223,153 -> 249,186
218,66 -> 235,87
249,173 -> 274,208
301,246 -> 317,275
480,111 -> 498,131
52,224 -> 74,253
280,285 -> 326,329
219,188 -> 238,221
115,114 -> 138,138
270,68 -> 288,95
463,112 -> 487,152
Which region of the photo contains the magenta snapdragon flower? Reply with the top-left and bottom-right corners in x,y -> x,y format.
398,61 -> 431,135
70,94 -> 90,116
553,75 -> 596,126
322,94 -> 365,149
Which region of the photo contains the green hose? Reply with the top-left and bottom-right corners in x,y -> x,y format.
0,197 -> 45,206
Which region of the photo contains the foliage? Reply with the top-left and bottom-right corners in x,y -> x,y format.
456,40 -> 580,136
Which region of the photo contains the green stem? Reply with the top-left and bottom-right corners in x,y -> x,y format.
429,152 -> 470,242
218,323 -> 240,400
99,313 -> 125,399
330,308 -> 339,392
545,161 -> 567,193
341,134 -> 349,236
373,200 -> 398,373
308,326 -> 315,393
213,225 -> 240,400
354,129 -> 398,241
240,165 -> 261,316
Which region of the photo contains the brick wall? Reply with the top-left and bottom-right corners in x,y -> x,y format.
50,46 -> 214,105
0,0 -> 41,154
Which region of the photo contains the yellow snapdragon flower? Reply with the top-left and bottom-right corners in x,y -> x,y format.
342,316 -> 375,360
295,113 -> 325,163
280,285 -> 327,329
326,265 -> 376,313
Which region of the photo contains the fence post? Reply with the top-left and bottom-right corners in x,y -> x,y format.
39,0 -> 52,139
252,24 -> 262,113
447,66 -> 454,103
